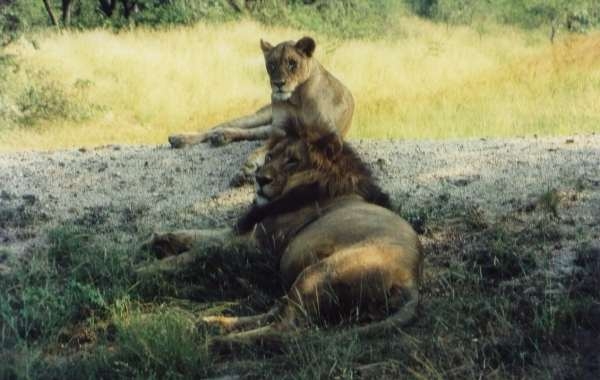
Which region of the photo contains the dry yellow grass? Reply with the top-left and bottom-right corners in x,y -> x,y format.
1,18 -> 599,151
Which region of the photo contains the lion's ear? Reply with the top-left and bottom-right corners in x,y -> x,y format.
295,36 -> 316,57
314,132 -> 342,159
260,39 -> 273,54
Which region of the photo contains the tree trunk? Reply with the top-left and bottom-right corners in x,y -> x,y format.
61,0 -> 73,26
121,0 -> 138,19
42,0 -> 60,27
99,0 -> 118,17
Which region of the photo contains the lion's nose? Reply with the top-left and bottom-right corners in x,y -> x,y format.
256,174 -> 273,187
273,79 -> 286,89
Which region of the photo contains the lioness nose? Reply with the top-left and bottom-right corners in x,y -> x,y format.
273,79 -> 285,88
256,174 -> 273,187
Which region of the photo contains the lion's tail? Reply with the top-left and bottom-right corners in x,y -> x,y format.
353,287 -> 419,338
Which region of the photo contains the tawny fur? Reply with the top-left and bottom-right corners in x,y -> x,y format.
141,133 -> 423,353
167,36 -> 354,184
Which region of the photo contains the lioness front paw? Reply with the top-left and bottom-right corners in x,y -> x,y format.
168,135 -> 188,149
207,130 -> 233,147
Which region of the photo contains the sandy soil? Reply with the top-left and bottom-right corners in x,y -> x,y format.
1,135 -> 599,267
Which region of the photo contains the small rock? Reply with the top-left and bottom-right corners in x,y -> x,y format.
0,264 -> 12,277
78,147 -> 87,153
565,138 -> 575,144
449,175 -> 480,187
22,194 -> 36,204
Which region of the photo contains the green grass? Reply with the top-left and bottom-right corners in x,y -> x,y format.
1,186 -> 598,379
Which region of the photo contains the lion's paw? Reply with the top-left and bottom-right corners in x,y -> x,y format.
168,135 -> 188,149
207,130 -> 232,147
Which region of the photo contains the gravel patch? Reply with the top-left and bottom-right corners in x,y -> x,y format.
1,135 -> 599,261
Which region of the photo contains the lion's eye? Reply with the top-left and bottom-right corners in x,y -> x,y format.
285,157 -> 299,169
267,62 -> 276,73
288,59 -> 297,72
265,153 -> 273,162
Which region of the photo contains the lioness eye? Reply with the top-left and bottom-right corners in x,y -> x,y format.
265,153 -> 273,162
267,62 -> 276,73
288,59 -> 297,71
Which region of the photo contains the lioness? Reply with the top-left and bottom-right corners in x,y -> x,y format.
168,36 -> 354,182
142,127 -> 423,350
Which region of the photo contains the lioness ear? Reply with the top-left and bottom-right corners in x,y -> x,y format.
260,39 -> 273,54
314,133 -> 342,159
295,36 -> 316,57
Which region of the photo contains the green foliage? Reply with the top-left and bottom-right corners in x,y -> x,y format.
405,0 -> 600,30
114,307 -> 209,378
467,226 -> 538,283
0,0 -> 46,46
131,0 -> 238,27
0,226 -> 135,350
538,188 -> 561,217
1,0 -> 599,50
0,0 -> 401,40
250,0 -> 401,39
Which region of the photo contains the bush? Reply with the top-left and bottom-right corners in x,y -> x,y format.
0,1 -> 46,46
404,0 -> 600,29
14,75 -> 101,126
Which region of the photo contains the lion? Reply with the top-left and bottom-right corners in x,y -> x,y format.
168,36 -> 354,184
141,127 -> 423,351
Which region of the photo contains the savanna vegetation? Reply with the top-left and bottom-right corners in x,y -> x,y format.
1,1 -> 599,379
0,0 -> 599,150
1,184 -> 599,379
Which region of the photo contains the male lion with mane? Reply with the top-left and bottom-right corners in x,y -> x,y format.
168,36 -> 354,185
142,124 -> 423,351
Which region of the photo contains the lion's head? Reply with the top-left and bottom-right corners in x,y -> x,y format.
253,125 -> 389,209
260,36 -> 316,102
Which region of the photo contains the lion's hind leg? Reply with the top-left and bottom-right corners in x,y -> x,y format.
208,324 -> 294,355
202,303 -> 281,333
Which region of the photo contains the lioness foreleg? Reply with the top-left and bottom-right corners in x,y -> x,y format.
168,105 -> 272,148
207,125 -> 274,147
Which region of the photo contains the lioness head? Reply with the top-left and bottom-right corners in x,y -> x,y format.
260,36 -> 316,102
254,131 -> 342,206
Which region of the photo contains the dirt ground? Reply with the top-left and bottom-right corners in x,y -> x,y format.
1,134 -> 599,264
1,135 -> 599,378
